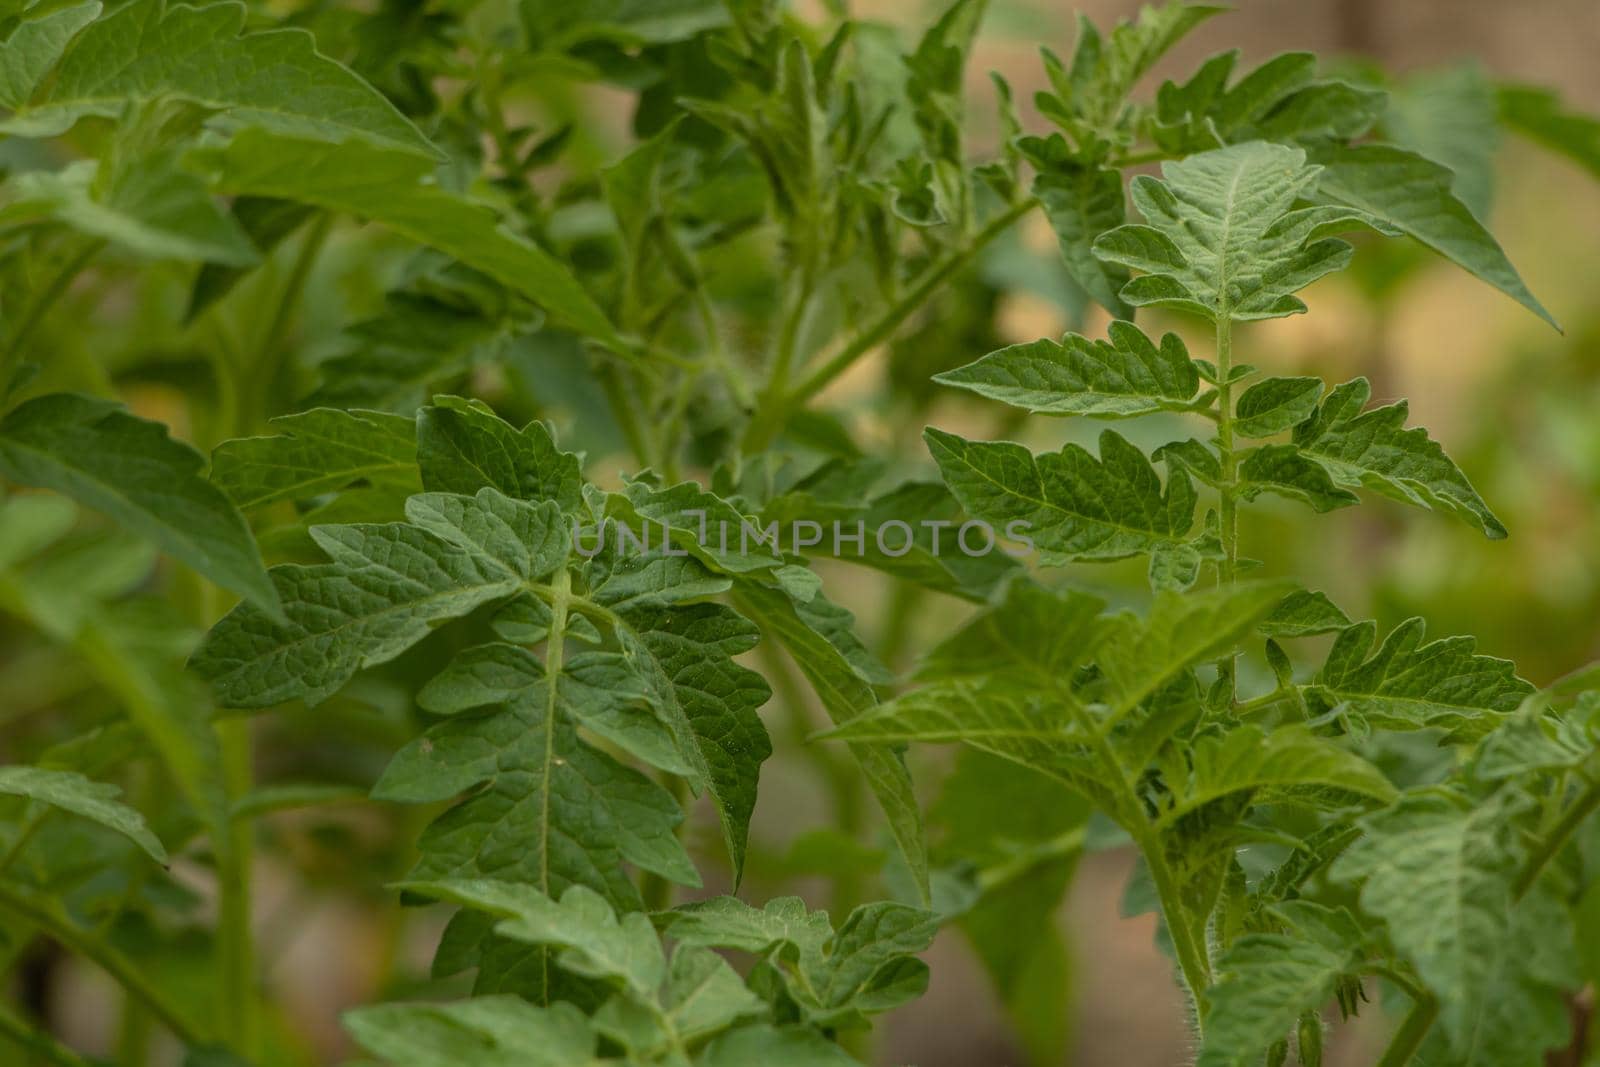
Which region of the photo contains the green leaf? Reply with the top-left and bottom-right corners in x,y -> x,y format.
1233,376 -> 1322,438
819,677 -> 1068,746
188,131 -> 620,346
0,764 -> 166,863
1498,84 -> 1600,181
1307,618 -> 1534,734
918,578 -> 1108,684
1197,912 -> 1361,1067
344,996 -> 596,1067
592,575 -> 772,887
1333,792 -> 1576,1062
1259,588 -> 1350,638
416,397 -> 582,512
1153,725 -> 1396,831
0,1 -> 101,112
1475,694 -> 1598,780
733,581 -> 928,904
374,644 -> 696,916
191,488 -> 562,707
925,426 -> 1196,563
1038,2 -> 1225,149
696,1024 -> 863,1067
210,408 -> 418,510
1289,377 -> 1506,537
1238,443 -> 1360,513
933,748 -> 1085,1067
186,197 -> 315,322
406,881 -> 666,1000
1308,142 -> 1557,330
934,320 -> 1200,418
0,392 -> 277,615
1093,141 -> 1395,321
1023,145 -> 1130,318
1154,50 -> 1386,151
1098,582 -> 1295,721
1,155 -> 259,265
1384,65 -> 1499,220
1414,881 -> 1579,1067
662,894 -> 938,1029
0,0 -> 436,156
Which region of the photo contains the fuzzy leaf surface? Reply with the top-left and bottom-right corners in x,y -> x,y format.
1288,377 -> 1505,537
1,0 -> 435,155
210,408 -> 419,510
925,426 -> 1195,563
1307,619 -> 1533,734
934,320 -> 1199,418
1092,141 -> 1393,321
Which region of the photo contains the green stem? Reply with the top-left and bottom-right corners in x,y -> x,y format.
116,998 -> 151,1067
245,214 -> 332,432
748,198 -> 1034,449
599,364 -> 652,468
1107,147 -> 1170,167
1373,984 -> 1439,1067
1138,835 -> 1212,1026
1514,775 -> 1600,900
0,1001 -> 91,1067
1214,313 -> 1239,700
0,883 -> 205,1045
0,240 -> 103,402
215,716 -> 257,1055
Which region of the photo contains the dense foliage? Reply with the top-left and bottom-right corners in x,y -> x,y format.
2,1 -> 1599,1065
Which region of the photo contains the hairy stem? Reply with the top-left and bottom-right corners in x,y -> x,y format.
1514,775 -> 1600,900
0,884 -> 204,1045
746,198 -> 1034,450
1138,837 -> 1212,1027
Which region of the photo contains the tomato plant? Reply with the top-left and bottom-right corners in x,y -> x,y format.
1,1 -> 1598,1065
